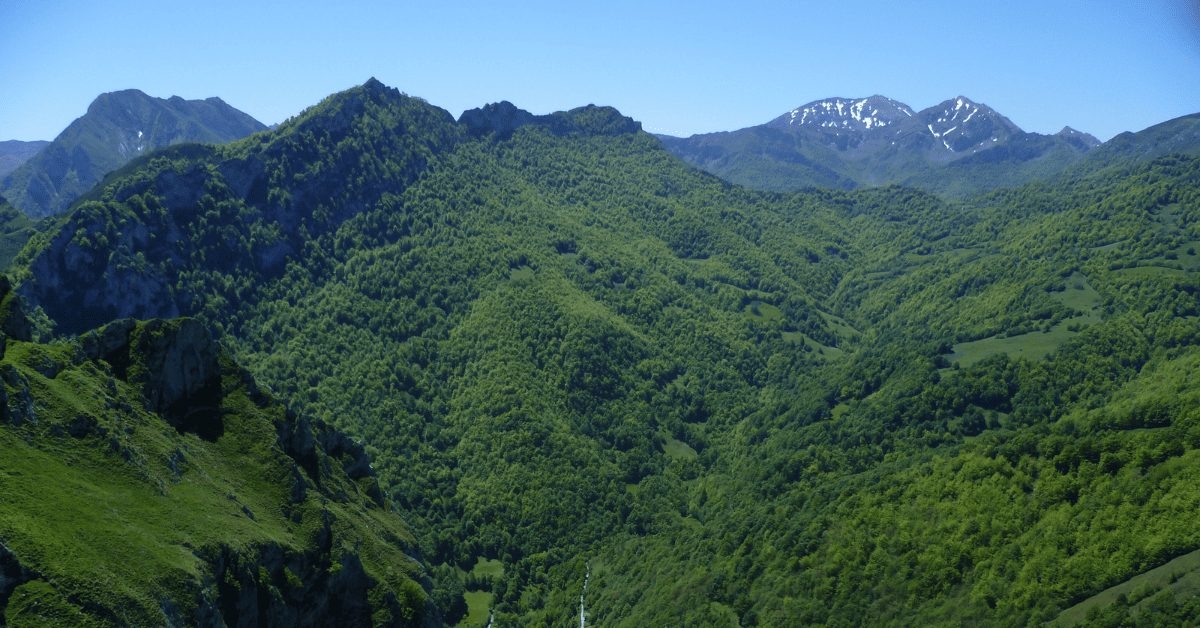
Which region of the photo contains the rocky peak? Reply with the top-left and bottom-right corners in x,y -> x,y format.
915,97 -> 1022,153
771,95 -> 916,132
459,101 -> 537,139
1055,126 -> 1102,148
459,102 -> 641,140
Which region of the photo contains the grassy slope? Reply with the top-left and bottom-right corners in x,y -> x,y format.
0,314 -> 432,627
5,80 -> 1200,627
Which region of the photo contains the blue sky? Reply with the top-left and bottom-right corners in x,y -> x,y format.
2,0 -> 1198,143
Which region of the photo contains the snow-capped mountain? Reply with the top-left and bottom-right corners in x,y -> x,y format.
655,95 -> 1102,196
910,96 -> 1022,154
768,96 -> 916,132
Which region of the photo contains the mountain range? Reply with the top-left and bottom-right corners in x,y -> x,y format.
1,90 -> 266,219
3,79 -> 1200,627
0,141 -> 50,179
656,95 -> 1104,196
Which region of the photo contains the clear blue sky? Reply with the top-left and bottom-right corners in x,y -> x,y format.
2,0 -> 1198,143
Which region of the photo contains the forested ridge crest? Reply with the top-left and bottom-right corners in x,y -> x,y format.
4,80 -> 1200,627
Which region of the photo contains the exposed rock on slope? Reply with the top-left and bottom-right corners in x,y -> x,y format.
0,282 -> 439,626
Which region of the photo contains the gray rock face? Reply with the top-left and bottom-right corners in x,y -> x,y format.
0,275 -> 31,344
0,541 -> 38,613
81,318 -> 223,440
129,318 -> 219,413
459,101 -> 537,139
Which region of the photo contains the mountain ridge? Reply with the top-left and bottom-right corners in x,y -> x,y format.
0,141 -> 50,179
4,79 -> 1200,627
1,89 -> 267,219
657,94 -> 1101,196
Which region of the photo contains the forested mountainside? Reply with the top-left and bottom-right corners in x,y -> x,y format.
4,78 -> 1200,627
0,195 -> 36,270
1,90 -> 266,220
655,95 -> 1107,197
0,279 -> 439,627
1069,113 -> 1200,177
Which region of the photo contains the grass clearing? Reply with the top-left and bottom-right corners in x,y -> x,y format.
470,556 -> 506,579
745,300 -> 783,321
1050,272 -> 1102,313
1113,266 -> 1188,279
1175,242 -> 1200,271
509,266 -> 535,284
970,253 -> 1008,267
458,590 -> 493,627
1091,241 -> 1125,253
662,436 -> 698,460
948,314 -> 1100,368
901,252 -> 933,263
781,331 -> 845,360
817,310 -> 859,344
1049,548 -> 1200,627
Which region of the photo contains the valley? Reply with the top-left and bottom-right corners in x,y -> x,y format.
1,78 -> 1199,627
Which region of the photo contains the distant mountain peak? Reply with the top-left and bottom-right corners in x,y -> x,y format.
773,95 -> 915,132
660,92 -> 1104,196
1055,126 -> 1102,148
2,89 -> 267,218
917,97 -> 1022,154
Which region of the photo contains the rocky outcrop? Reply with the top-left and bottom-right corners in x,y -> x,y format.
0,275 -> 31,345
81,317 -> 224,440
459,102 -> 642,140
459,101 -> 538,140
1,315 -> 441,626
0,541 -> 37,621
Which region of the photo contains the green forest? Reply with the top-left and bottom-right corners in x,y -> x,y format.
3,79 -> 1200,627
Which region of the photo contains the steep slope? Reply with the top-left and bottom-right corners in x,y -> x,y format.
0,141 -> 50,179
0,278 -> 441,627
0,195 -> 35,270
7,80 -> 1200,627
1,90 -> 266,219
658,95 -> 1099,196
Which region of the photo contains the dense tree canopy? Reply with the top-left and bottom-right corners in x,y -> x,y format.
7,80 -> 1200,627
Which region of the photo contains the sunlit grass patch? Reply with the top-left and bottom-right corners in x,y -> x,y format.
781,331 -> 845,359
662,436 -> 698,460
744,300 -> 783,321
948,316 -> 1098,368
458,590 -> 493,627
1051,547 -> 1200,627
470,556 -> 505,579
1113,266 -> 1187,279
1050,272 -> 1102,312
